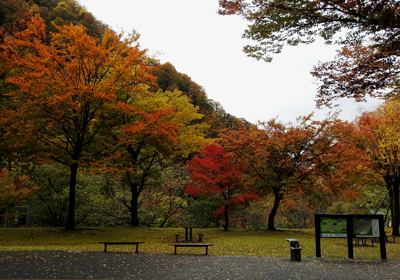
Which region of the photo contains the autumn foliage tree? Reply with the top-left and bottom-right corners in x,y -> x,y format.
0,14 -> 155,230
312,42 -> 400,108
219,1 -> 399,60
354,99 -> 400,236
219,1 -> 400,106
100,89 -> 210,227
185,144 -> 258,231
220,115 -> 362,230
0,168 -> 38,222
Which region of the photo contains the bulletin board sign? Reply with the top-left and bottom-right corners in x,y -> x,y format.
315,214 -> 386,259
320,217 -> 347,237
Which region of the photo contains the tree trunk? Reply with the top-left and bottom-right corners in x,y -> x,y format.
385,176 -> 400,236
159,217 -> 167,228
392,181 -> 400,236
224,204 -> 229,231
268,187 -> 283,231
65,163 -> 78,230
130,181 -> 140,227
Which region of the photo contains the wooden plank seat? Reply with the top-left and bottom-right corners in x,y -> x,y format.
169,243 -> 213,255
385,235 -> 396,243
99,241 -> 144,253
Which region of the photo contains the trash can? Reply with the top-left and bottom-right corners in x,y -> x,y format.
285,238 -> 302,261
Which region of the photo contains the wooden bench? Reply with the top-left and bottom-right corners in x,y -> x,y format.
354,237 -> 375,246
386,235 -> 396,243
99,241 -> 144,253
169,243 -> 213,255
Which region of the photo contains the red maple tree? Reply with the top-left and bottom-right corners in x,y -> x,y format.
185,144 -> 258,231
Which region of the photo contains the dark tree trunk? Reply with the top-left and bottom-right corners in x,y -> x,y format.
268,187 -> 283,231
159,217 -> 167,228
392,182 -> 400,236
130,181 -> 140,227
65,163 -> 78,230
385,176 -> 400,236
224,204 -> 229,231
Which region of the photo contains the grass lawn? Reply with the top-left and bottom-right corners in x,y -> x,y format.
0,227 -> 398,260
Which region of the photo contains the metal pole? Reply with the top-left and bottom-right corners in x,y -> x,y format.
315,214 -> 322,258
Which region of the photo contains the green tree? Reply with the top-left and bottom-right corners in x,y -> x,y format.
138,163 -> 189,228
28,164 -> 70,227
0,167 -> 37,224
181,194 -> 222,229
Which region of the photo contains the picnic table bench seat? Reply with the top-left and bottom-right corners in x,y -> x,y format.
169,243 -> 213,255
98,241 -> 144,253
197,233 -> 204,242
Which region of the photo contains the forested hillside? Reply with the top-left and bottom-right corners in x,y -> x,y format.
0,0 -> 107,37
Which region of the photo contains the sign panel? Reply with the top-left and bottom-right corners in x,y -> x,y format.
353,218 -> 380,237
320,218 -> 347,237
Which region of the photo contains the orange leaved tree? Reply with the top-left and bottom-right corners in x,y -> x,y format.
354,99 -> 400,236
185,144 -> 258,231
100,89 -> 210,227
221,115 -> 361,230
0,14 -> 155,230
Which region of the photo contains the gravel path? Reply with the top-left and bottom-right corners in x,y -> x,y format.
1,251 -> 400,279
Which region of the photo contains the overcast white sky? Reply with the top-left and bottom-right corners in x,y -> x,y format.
79,0 -> 383,124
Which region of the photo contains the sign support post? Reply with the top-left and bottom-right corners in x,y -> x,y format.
315,214 -> 321,258
346,215 -> 353,259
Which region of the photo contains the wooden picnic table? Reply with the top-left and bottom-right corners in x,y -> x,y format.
183,227 -> 193,242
